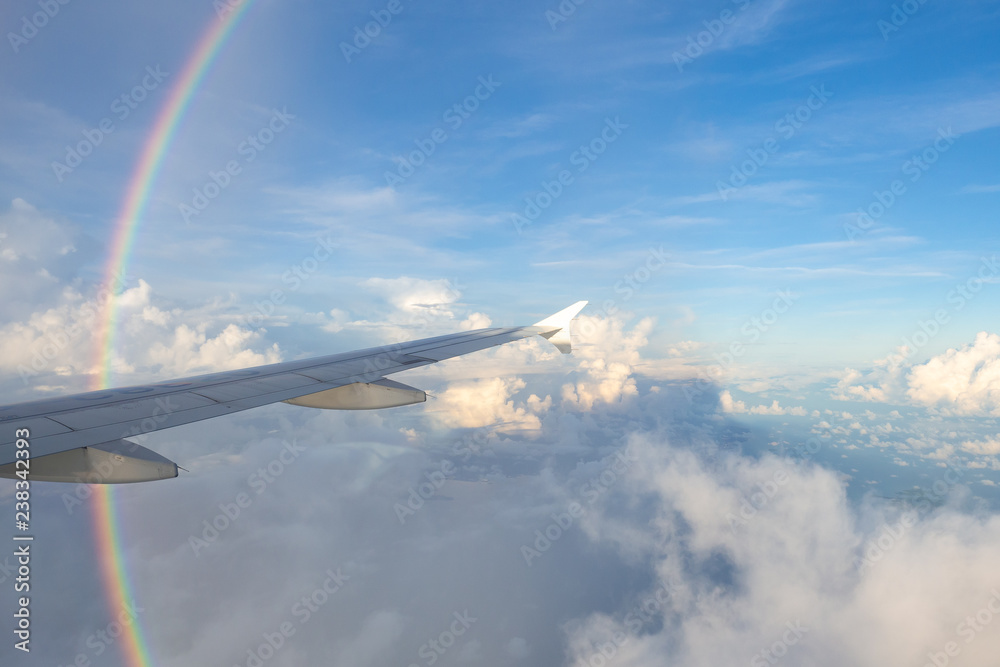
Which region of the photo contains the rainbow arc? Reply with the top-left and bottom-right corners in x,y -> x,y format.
91,4 -> 257,665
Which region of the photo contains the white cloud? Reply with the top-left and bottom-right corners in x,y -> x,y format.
429,376 -> 551,431
833,345 -> 910,403
719,390 -> 807,416
961,438 -> 1000,456
0,278 -> 281,390
459,312 -> 492,330
561,315 -> 654,411
962,183 -> 1000,194
666,340 -> 705,357
563,435 -> 1000,667
146,322 -> 281,376
362,276 -> 460,318
832,332 -> 1000,417
339,276 -> 469,343
719,389 -> 748,414
735,379 -> 774,394
907,332 -> 1000,416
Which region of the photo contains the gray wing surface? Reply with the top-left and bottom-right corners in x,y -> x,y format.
0,300 -> 587,479
0,326 -> 547,466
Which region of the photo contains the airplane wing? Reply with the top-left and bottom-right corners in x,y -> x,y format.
0,301 -> 587,483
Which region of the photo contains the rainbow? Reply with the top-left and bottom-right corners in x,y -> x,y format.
92,1 -> 256,389
90,3 -> 258,665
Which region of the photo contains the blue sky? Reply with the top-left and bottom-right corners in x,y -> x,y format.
2,1 -> 1000,666
2,0 -> 999,367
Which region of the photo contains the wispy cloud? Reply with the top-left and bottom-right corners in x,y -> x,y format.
961,183 -> 1000,194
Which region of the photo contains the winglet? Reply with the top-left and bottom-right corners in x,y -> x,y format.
533,301 -> 588,354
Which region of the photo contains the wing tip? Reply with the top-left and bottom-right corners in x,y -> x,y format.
533,300 -> 589,328
533,301 -> 588,354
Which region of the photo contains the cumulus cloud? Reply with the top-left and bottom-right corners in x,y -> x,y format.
907,332 -> 1000,416
6,211 -> 999,667
0,278 -> 280,391
832,345 -> 910,403
666,340 -> 705,357
562,435 -> 1000,667
336,276 -> 469,343
409,312 -> 655,417
960,438 -> 1000,456
145,322 -> 281,376
833,332 -> 1000,417
459,312 -> 492,330
7,289 -> 999,667
561,315 -> 654,411
362,276 -> 460,319
736,379 -> 776,394
429,376 -> 551,431
719,390 -> 807,416
719,390 -> 746,413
